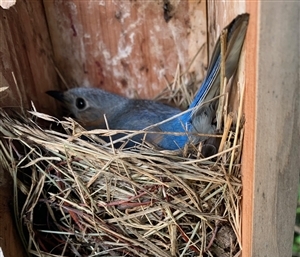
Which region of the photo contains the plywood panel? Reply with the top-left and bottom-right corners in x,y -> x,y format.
0,0 -> 59,114
43,0 -> 207,99
246,2 -> 300,256
227,1 -> 300,256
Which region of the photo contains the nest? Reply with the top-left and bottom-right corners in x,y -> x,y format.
0,69 -> 244,257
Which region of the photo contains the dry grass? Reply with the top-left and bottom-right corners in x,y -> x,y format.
0,40 -> 244,256
0,84 -> 244,257
0,112 -> 243,256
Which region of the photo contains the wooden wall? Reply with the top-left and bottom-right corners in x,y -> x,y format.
243,1 -> 300,256
0,0 -> 58,114
1,1 -> 56,256
43,0 -> 207,99
0,1 -> 299,257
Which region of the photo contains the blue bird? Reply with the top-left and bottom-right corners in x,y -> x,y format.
47,13 -> 249,150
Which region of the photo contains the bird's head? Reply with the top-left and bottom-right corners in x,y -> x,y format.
47,87 -> 128,130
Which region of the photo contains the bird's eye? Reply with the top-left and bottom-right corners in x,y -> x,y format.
76,97 -> 86,109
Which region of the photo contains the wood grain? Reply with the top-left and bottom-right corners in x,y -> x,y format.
0,1 -> 58,256
0,0 -> 59,114
242,2 -> 257,256
0,169 -> 26,257
243,1 -> 300,257
207,1 -> 245,56
43,0 -> 207,99
2,1 -> 298,257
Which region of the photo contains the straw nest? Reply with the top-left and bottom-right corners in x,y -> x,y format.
0,75 -> 244,257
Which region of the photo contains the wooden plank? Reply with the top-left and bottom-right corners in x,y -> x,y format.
243,1 -> 300,256
0,1 -> 59,256
252,2 -> 300,256
0,169 -> 26,257
242,2 -> 257,256
43,0 -> 207,99
0,0 -> 59,114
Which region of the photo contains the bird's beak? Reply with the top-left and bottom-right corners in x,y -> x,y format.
46,90 -> 65,102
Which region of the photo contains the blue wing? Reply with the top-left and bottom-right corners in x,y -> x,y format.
154,13 -> 250,150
